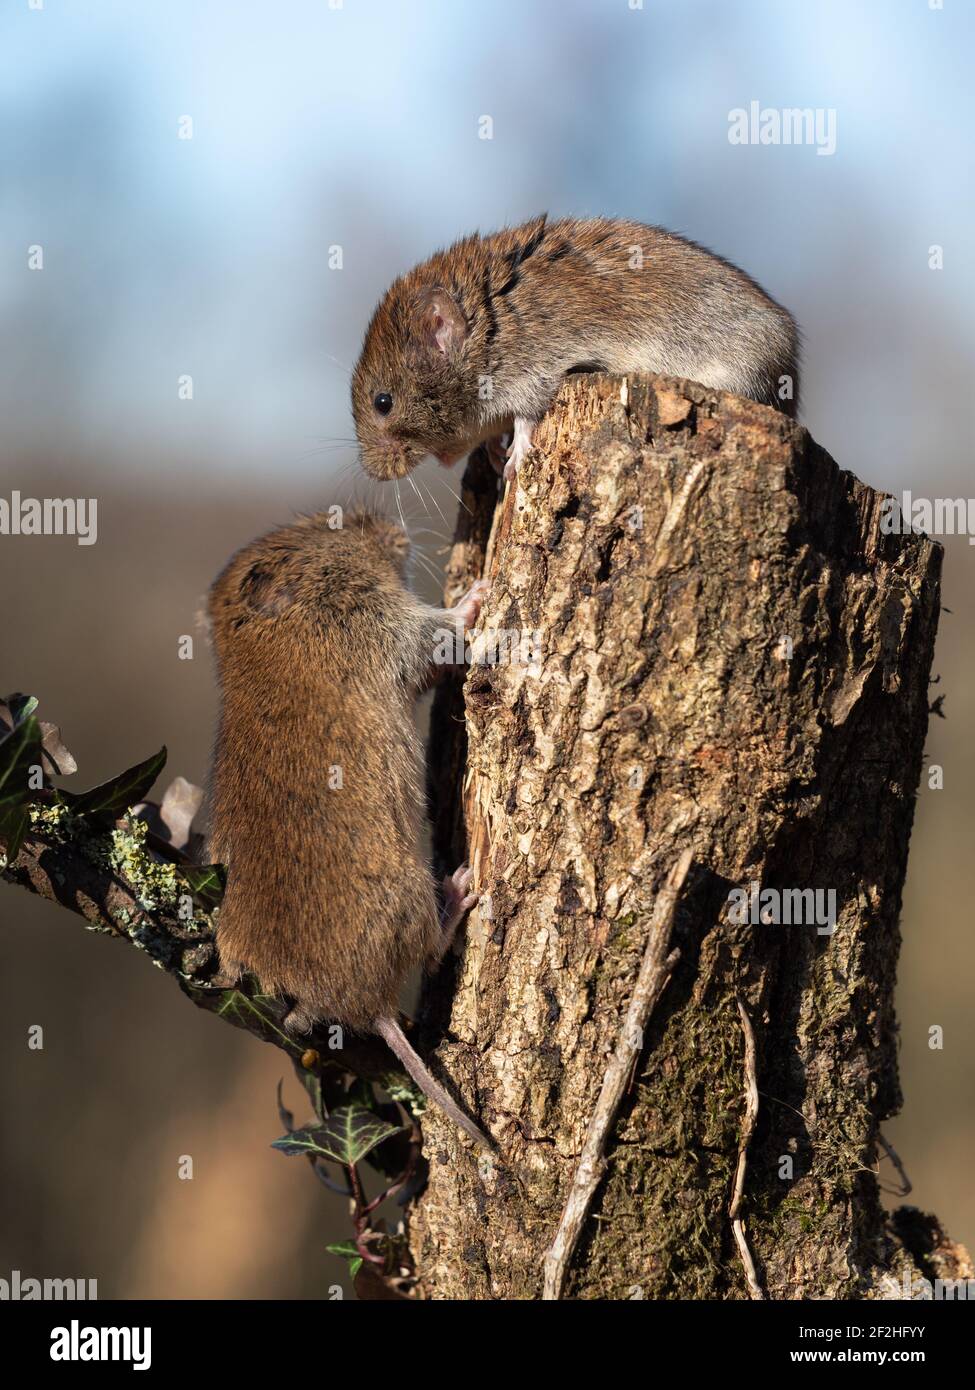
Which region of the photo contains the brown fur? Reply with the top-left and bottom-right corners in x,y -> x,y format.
206,511 -> 453,1032
352,214 -> 800,479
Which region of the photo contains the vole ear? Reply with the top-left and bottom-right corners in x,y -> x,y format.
415,286 -> 468,358
240,564 -> 294,617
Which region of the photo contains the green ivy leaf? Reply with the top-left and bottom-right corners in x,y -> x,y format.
64,746 -> 167,822
0,715 -> 44,860
5,694 -> 38,724
272,1106 -> 403,1167
341,1079 -> 411,1178
271,1127 -> 335,1159
325,1241 -> 363,1278
0,805 -> 29,863
214,988 -> 301,1052
0,714 -> 43,810
325,1239 -> 358,1258
347,1077 -> 377,1109
300,1066 -> 325,1123
178,862 -> 227,910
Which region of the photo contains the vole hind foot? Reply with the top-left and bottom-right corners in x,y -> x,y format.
429,863 -> 477,967
503,416 -> 535,481
282,1004 -> 315,1036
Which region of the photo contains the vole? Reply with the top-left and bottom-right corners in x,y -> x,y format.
206,509 -> 491,1148
351,214 -> 799,481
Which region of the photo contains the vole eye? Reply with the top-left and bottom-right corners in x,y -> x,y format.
373,392 -> 393,416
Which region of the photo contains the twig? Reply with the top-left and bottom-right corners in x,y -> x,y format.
877,1131 -> 912,1197
730,996 -> 764,1300
541,848 -> 692,1301
347,1163 -> 387,1267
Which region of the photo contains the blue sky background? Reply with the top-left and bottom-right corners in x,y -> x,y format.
2,0 -> 973,493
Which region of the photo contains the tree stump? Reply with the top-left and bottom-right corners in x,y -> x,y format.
410,373 -> 959,1300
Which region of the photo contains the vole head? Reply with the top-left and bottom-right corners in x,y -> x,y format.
208,510 -> 411,658
352,282 -> 478,480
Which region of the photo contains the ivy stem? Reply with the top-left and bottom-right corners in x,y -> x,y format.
347,1163 -> 385,1267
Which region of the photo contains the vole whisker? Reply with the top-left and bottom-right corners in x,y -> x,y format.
436,478 -> 472,516
409,552 -> 442,588
394,480 -> 409,536
405,474 -> 429,521
419,480 -> 448,527
323,352 -> 353,378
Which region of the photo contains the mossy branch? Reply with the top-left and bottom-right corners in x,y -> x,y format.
1,784 -> 402,1086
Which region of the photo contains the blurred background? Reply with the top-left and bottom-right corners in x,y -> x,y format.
1,0 -> 973,1298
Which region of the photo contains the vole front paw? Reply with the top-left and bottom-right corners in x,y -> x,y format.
503,417 -> 534,481
451,578 -> 490,630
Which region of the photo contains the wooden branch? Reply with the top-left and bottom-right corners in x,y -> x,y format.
5,828 -> 216,971
2,821 -> 399,1084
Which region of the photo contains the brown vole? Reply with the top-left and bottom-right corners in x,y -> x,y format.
352,214 -> 799,480
206,509 -> 491,1147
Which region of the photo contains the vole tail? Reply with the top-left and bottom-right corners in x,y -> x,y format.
375,1015 -> 493,1151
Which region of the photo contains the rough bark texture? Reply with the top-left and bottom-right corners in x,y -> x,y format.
411,372 -> 957,1300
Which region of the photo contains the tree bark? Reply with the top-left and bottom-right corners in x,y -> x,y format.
412,372 -> 960,1300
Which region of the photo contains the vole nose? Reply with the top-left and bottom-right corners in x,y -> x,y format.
383,455 -> 412,480
372,439 -> 414,480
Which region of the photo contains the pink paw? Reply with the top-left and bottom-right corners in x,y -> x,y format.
504,418 -> 534,481
452,578 -> 490,630
443,863 -> 476,920
433,864 -> 478,960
